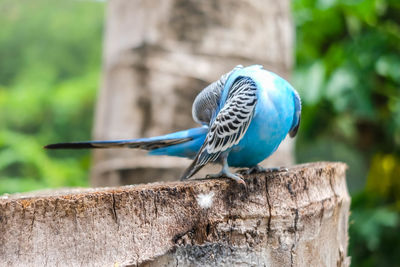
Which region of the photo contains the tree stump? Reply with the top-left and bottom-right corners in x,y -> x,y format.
0,162 -> 350,266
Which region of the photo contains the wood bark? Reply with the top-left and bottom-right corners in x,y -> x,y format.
92,0 -> 294,186
0,162 -> 350,266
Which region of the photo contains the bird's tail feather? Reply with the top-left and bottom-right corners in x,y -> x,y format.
44,138 -> 191,150
44,127 -> 208,160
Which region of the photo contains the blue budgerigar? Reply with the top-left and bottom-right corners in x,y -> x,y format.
45,65 -> 301,185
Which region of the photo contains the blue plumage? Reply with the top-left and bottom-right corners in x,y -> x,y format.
148,127 -> 207,159
45,65 -> 301,184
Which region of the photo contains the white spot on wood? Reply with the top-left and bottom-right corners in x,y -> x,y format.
197,191 -> 215,209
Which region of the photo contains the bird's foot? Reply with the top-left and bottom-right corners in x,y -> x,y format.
206,170 -> 246,186
246,165 -> 267,174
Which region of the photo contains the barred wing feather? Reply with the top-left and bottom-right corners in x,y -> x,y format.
181,77 -> 258,180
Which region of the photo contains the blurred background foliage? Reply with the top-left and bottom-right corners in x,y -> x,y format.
293,0 -> 400,265
0,0 -> 104,193
0,0 -> 398,265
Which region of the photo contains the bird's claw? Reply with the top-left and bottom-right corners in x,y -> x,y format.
226,173 -> 245,185
206,171 -> 246,186
246,165 -> 267,174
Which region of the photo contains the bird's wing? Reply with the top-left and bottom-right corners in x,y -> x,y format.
181,76 -> 258,180
192,65 -> 243,125
289,89 -> 302,137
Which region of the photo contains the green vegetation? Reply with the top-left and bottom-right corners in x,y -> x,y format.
0,0 -> 104,193
0,0 -> 399,265
293,0 -> 400,265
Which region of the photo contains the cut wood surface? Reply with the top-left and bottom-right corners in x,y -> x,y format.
0,162 -> 350,266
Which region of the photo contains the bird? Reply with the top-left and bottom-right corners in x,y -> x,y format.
45,65 -> 301,185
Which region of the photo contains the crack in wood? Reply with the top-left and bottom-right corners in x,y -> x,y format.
111,192 -> 118,225
264,175 -> 272,236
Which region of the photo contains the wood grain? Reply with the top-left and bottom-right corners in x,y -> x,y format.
0,162 -> 350,266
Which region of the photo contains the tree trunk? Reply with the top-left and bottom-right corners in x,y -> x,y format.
92,0 -> 294,186
0,162 -> 350,266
